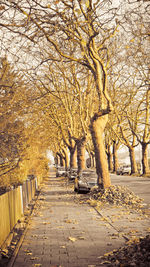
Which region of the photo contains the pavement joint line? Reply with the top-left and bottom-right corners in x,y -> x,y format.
68,180 -> 130,242
88,204 -> 130,242
67,180 -> 130,241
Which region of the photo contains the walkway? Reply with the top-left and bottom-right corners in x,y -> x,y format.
12,169 -> 150,267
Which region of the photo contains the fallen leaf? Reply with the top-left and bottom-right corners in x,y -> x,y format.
30,257 -> 39,260
101,260 -> 112,264
26,252 -> 32,255
68,237 -> 77,242
78,236 -> 85,240
97,256 -> 103,259
64,219 -> 72,223
73,220 -> 78,224
24,249 -> 32,255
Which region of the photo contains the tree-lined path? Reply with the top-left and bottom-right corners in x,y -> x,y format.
12,169 -> 127,267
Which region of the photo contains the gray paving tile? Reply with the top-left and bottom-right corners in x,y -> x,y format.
13,169 -> 147,267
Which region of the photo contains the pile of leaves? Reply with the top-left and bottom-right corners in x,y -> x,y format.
99,235 -> 150,266
90,185 -> 144,209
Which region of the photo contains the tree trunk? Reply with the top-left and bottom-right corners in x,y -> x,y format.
106,144 -> 113,172
90,152 -> 95,168
54,155 -> 59,166
58,153 -> 65,167
113,141 -> 119,173
69,146 -> 77,169
62,148 -> 69,170
90,114 -> 111,189
142,142 -> 149,175
129,147 -> 137,174
76,137 -> 86,175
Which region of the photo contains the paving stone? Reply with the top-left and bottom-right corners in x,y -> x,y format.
12,169 -> 149,267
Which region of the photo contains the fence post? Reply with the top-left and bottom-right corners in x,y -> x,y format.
19,185 -> 24,215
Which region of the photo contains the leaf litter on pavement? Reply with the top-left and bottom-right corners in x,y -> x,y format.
88,185 -> 145,209
72,181 -> 150,265
98,235 -> 150,266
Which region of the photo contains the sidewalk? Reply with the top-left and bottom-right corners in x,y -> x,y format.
11,169 -> 150,267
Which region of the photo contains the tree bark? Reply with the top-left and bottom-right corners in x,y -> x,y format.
76,137 -> 86,175
62,148 -> 69,170
57,152 -> 65,167
106,144 -> 113,172
54,155 -> 59,166
129,147 -> 138,174
69,146 -> 77,169
113,141 -> 119,173
90,152 -> 95,168
90,113 -> 111,189
142,142 -> 149,175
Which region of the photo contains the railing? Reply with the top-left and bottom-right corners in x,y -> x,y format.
0,176 -> 40,248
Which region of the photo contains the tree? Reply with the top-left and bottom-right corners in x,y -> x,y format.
0,57 -> 49,189
0,0 -> 120,188
0,57 -> 28,180
104,0 -> 150,175
1,0 -> 149,185
122,2 -> 150,175
128,89 -> 150,175
33,61 -> 97,174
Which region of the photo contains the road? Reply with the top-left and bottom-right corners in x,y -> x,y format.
110,173 -> 150,205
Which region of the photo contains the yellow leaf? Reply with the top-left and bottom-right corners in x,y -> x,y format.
42,221 -> 51,225
85,0 -> 90,8
68,237 -> 77,242
104,252 -> 111,257
60,245 -> 66,248
64,219 -> 72,223
130,38 -> 135,42
81,39 -> 86,47
30,257 -> 39,260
